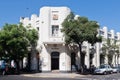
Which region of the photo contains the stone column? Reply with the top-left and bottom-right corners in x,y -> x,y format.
76,51 -> 81,70
96,43 -> 100,67
92,43 -> 100,67
116,55 -> 118,66
59,45 -> 66,72
85,42 -> 90,68
112,55 -> 115,66
118,55 -> 120,65
104,50 -> 108,64
66,52 -> 71,72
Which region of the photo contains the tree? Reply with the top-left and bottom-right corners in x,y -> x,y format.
0,23 -> 38,73
110,40 -> 119,66
101,38 -> 119,66
101,39 -> 111,64
62,12 -> 101,73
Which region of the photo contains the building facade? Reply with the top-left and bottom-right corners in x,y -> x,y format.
99,27 -> 120,66
20,6 -> 120,72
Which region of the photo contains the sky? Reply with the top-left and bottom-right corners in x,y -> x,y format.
0,0 -> 120,32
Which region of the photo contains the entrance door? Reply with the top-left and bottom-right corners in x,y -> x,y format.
71,53 -> 77,71
51,52 -> 59,70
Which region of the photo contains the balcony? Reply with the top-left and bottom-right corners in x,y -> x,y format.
43,37 -> 65,45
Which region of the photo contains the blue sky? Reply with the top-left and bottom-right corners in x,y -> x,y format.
0,0 -> 120,32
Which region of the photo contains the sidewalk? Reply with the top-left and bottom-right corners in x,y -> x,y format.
21,72 -> 87,78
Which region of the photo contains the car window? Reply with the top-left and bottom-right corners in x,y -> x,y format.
99,65 -> 106,68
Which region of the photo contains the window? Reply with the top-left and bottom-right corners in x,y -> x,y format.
108,33 -> 111,38
115,36 -> 118,39
51,25 -> 59,37
99,30 -> 104,35
37,27 -> 39,31
52,11 -> 59,20
53,14 -> 58,20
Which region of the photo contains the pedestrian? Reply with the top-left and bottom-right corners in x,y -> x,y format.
1,61 -> 6,75
90,65 -> 96,74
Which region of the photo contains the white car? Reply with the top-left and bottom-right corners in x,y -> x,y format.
94,64 -> 113,74
112,67 -> 120,73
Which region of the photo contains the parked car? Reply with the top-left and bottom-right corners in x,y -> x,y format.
94,64 -> 113,74
112,67 -> 120,73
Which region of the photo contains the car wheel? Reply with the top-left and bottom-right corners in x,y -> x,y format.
103,71 -> 107,75
110,71 -> 113,74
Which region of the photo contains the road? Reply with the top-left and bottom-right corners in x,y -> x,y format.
75,73 -> 120,80
0,73 -> 120,80
1,75 -> 75,80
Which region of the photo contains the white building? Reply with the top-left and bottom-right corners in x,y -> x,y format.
99,27 -> 120,66
20,6 -> 120,72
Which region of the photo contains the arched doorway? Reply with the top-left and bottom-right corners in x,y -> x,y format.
51,52 -> 59,70
71,52 -> 78,72
71,53 -> 76,65
100,54 -> 105,64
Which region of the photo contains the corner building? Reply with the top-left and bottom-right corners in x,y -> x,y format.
38,7 -> 72,72
21,6 -> 78,72
20,6 -> 120,72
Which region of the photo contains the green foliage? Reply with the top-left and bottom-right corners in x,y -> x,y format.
62,12 -> 101,45
0,23 -> 38,60
26,29 -> 38,45
101,38 -> 119,65
62,12 -> 102,73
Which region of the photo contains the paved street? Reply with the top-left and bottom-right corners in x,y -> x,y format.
1,73 -> 120,80
1,75 -> 76,80
76,73 -> 120,80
